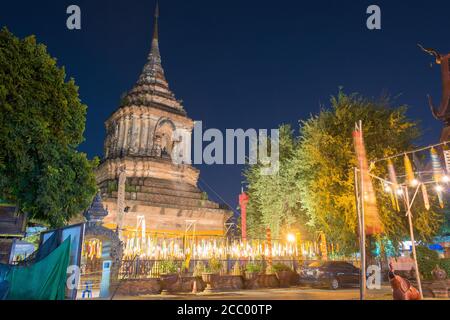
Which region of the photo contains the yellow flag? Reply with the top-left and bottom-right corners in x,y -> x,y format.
404,154 -> 415,185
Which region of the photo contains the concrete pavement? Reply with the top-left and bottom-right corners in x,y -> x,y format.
113,286 -> 395,300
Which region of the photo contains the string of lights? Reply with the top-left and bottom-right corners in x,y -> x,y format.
370,140 -> 450,164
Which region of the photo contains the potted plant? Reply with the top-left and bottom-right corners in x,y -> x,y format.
193,261 -> 206,278
159,260 -> 179,295
202,257 -> 223,293
272,263 -> 293,287
245,262 -> 262,280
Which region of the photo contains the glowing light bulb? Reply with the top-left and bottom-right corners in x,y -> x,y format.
435,185 -> 444,192
287,233 -> 296,243
442,175 -> 450,183
410,179 -> 419,187
384,184 -> 391,192
396,188 -> 404,196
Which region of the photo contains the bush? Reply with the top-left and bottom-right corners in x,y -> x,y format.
206,257 -> 223,274
160,260 -> 178,274
416,246 -> 440,280
272,263 -> 292,272
193,261 -> 206,277
246,262 -> 263,273
439,258 -> 450,277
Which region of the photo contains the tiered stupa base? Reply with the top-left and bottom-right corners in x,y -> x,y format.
98,159 -> 231,236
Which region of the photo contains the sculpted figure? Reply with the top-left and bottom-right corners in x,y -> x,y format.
418,44 -> 450,123
389,262 -> 421,300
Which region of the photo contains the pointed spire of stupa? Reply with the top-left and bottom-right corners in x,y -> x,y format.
137,1 -> 166,86
122,2 -> 185,114
153,1 -> 159,41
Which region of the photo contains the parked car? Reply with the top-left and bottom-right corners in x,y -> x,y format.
298,261 -> 360,289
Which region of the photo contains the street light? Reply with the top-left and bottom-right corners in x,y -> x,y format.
287,233 -> 296,243
410,179 -> 419,187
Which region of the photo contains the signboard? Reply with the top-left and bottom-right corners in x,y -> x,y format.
39,223 -> 85,300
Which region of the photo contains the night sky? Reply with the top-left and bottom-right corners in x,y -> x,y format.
1,0 -> 450,213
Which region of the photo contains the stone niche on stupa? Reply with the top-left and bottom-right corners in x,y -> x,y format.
95,8 -> 231,235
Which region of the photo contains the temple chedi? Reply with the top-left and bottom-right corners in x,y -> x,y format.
96,6 -> 231,236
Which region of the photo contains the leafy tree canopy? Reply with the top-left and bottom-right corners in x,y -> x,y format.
0,27 -> 98,227
246,91 -> 444,253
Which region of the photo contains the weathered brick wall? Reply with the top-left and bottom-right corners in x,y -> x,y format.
114,273 -> 295,296
115,278 -> 161,296
245,274 -> 279,289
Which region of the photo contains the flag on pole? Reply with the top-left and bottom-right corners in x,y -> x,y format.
353,128 -> 384,235
404,154 -> 415,186
387,159 -> 401,211
421,184 -> 430,210
412,153 -> 430,210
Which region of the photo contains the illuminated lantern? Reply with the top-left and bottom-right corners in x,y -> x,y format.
431,147 -> 445,208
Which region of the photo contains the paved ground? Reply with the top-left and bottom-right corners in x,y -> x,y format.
114,286 -> 395,300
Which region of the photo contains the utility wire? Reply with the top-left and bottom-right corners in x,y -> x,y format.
371,140 -> 450,164
197,176 -> 239,216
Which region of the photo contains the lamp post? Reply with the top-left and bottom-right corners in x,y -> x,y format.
400,184 -> 424,299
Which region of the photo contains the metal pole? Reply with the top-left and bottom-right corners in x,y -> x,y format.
354,167 -> 364,300
358,121 -> 367,300
403,185 -> 424,299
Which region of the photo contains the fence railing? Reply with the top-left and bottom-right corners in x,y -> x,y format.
119,258 -> 304,279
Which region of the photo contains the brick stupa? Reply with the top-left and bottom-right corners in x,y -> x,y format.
96,5 -> 232,235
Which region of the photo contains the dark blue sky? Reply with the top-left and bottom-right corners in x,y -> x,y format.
1,0 -> 450,212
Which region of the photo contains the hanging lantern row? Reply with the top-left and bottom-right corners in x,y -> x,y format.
375,146 -> 450,211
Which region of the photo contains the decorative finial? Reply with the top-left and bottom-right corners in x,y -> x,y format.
418,43 -> 442,65
153,1 -> 159,41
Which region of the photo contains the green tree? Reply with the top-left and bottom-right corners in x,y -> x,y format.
245,124 -> 307,238
0,27 -> 98,227
295,92 -> 443,253
245,91 -> 444,252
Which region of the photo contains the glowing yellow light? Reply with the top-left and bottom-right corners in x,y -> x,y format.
287,233 -> 296,243
442,176 -> 450,183
435,185 -> 444,192
410,179 -> 419,187
396,188 -> 403,196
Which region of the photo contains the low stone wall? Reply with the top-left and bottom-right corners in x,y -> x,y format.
115,278 -> 161,296
215,275 -> 244,290
421,280 -> 450,298
245,274 -> 279,289
116,273 -> 299,296
167,276 -> 206,293
168,275 -> 244,292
